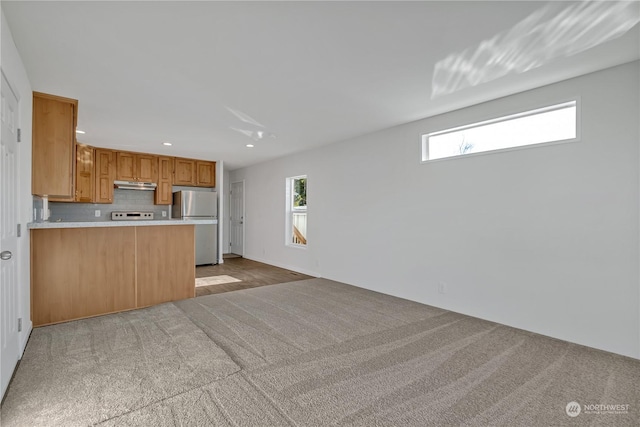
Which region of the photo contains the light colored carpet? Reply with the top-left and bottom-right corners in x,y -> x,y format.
1,278 -> 639,426
0,304 -> 239,426
195,274 -> 242,287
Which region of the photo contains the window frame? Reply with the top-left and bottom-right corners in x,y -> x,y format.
421,98 -> 581,163
286,175 -> 308,248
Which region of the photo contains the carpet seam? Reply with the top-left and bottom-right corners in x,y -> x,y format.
217,295 -> 307,352
280,279 -> 427,324
202,385 -> 240,427
239,371 -> 299,427
177,299 -> 271,366
93,368 -> 245,426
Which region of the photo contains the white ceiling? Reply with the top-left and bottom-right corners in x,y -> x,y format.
2,1 -> 639,170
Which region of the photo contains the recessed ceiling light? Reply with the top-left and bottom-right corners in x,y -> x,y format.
162,142 -> 172,146
76,129 -> 85,134
246,144 -> 254,148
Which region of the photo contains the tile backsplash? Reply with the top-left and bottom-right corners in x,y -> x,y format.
46,189 -> 171,222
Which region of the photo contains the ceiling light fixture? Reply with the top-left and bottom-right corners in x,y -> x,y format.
251,131 -> 277,141
76,129 -> 85,134
162,142 -> 172,146
246,144 -> 254,148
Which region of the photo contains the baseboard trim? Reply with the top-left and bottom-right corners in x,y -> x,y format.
243,255 -> 320,278
19,322 -> 32,358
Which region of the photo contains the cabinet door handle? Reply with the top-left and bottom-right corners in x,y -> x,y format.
1,251 -> 12,261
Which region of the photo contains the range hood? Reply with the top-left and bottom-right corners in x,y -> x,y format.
114,180 -> 157,191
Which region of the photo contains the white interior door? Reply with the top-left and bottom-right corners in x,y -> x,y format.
0,70 -> 20,399
229,181 -> 244,256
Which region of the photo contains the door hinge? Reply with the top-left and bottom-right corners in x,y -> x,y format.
17,128 -> 21,142
18,318 -> 22,332
17,223 -> 21,237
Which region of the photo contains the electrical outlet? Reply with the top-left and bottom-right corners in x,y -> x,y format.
162,211 -> 167,217
438,281 -> 448,294
95,210 -> 101,217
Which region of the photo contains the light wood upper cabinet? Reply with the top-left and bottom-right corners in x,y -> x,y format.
155,156 -> 173,205
116,152 -> 136,181
32,92 -> 78,199
94,148 -> 115,203
31,90 -> 216,202
174,158 -> 215,188
116,151 -> 158,182
196,161 -> 216,187
75,143 -> 94,203
136,154 -> 157,182
173,158 -> 196,186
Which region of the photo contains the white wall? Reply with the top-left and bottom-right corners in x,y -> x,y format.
222,166 -> 230,256
231,61 -> 640,359
216,160 -> 226,262
1,10 -> 34,354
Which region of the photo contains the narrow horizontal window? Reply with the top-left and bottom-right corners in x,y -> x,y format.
422,100 -> 578,161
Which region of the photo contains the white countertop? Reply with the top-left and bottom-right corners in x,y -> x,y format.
28,219 -> 217,229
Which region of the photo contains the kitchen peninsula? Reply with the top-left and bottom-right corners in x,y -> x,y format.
29,90 -> 220,327
29,218 -> 216,327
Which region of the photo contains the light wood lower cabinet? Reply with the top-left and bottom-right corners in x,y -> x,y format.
31,225 -> 195,326
136,225 -> 195,307
31,227 -> 136,326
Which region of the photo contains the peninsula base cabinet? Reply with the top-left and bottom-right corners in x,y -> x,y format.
137,226 -> 195,308
31,225 -> 195,327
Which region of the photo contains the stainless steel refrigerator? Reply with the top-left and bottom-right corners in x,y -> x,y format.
172,190 -> 218,265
